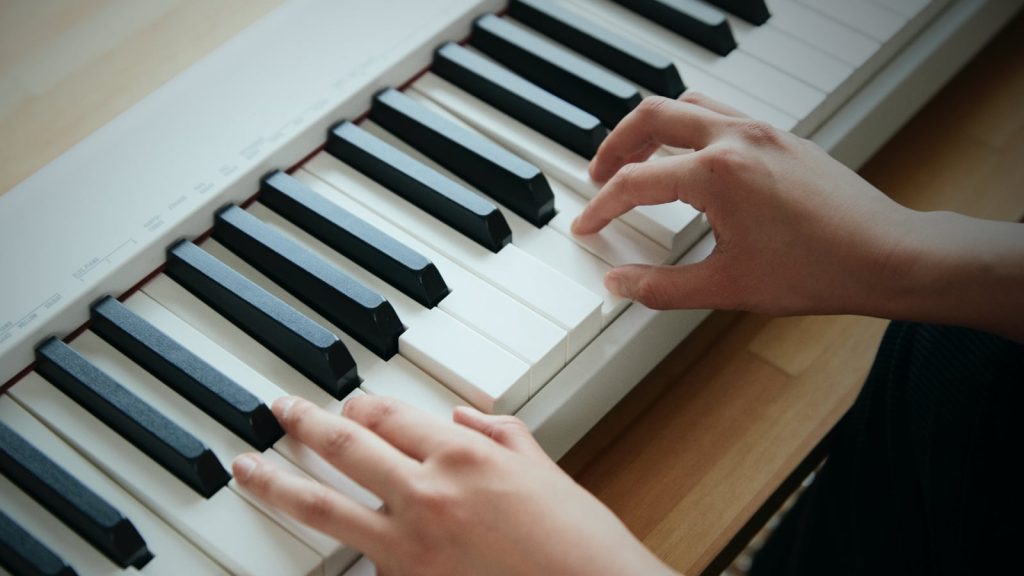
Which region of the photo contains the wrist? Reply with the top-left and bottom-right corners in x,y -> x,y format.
862,209 -> 1024,339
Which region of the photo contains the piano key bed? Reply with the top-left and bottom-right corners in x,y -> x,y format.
0,0 -> 1019,574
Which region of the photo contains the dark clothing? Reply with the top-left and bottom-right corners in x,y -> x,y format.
750,322 -> 1022,575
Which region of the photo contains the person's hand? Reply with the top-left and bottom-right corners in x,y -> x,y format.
232,395 -> 676,576
572,93 -> 914,317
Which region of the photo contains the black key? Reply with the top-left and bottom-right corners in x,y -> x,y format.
326,121 -> 513,252
35,338 -> 229,499
369,89 -> 555,227
508,0 -> 685,98
166,240 -> 360,399
0,424 -> 150,570
214,204 -> 405,360
612,0 -> 737,56
0,510 -> 77,576
90,296 -> 283,451
432,42 -> 607,158
260,170 -> 450,307
471,14 -> 642,128
706,0 -> 770,25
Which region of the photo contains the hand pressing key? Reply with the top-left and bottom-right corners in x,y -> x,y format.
573,93 -> 1024,340
233,395 -> 676,576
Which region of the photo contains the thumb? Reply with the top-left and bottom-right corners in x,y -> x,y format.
605,261 -> 725,310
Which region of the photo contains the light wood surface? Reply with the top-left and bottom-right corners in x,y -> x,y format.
563,11 -> 1024,575
2,3 -> 1022,576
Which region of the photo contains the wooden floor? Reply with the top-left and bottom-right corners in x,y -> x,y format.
562,11 -> 1024,576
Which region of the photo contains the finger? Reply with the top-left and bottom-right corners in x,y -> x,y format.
343,395 -> 458,461
452,406 -> 547,459
678,91 -> 749,119
604,259 -> 730,310
573,154 -> 711,236
589,96 -> 724,183
232,452 -> 386,554
273,396 -> 418,501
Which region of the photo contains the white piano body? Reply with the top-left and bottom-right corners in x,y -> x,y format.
0,0 -> 1020,573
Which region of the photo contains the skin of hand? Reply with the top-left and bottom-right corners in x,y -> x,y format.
572,93 -> 1024,340
233,395 -> 677,576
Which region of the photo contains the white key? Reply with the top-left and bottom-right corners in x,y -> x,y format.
123,291 -> 382,540
410,75 -> 707,255
728,15 -> 853,93
764,0 -> 879,68
146,255 -> 468,416
547,0 -> 798,129
142,274 -> 342,408
289,172 -> 572,396
246,198 -> 565,388
360,355 -> 466,418
0,473 -> 122,576
0,396 -> 223,575
675,65 -> 798,130
870,0 -> 930,18
69,330 -> 352,571
795,0 -> 906,42
361,120 -> 633,323
392,95 -> 680,269
246,204 -> 531,413
301,153 -> 603,359
10,373 -> 321,576
559,0 -> 826,121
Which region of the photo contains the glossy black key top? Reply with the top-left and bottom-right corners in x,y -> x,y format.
90,296 -> 283,451
166,241 -> 360,399
35,338 -> 229,498
706,0 -> 770,25
612,0 -> 737,56
432,42 -> 607,158
471,14 -> 642,128
327,121 -> 512,252
0,510 -> 77,576
0,423 -> 151,569
508,0 -> 685,97
369,89 -> 555,227
260,170 -> 450,306
214,204 -> 405,359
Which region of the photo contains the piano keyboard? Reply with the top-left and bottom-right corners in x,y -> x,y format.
0,0 -> 1019,574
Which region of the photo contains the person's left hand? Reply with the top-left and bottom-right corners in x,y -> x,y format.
232,395 -> 676,576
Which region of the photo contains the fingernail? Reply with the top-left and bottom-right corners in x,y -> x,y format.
604,270 -> 628,298
570,216 -> 582,234
233,454 -> 258,481
273,396 -> 297,420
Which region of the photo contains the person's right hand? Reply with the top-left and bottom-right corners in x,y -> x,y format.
572,94 -> 918,318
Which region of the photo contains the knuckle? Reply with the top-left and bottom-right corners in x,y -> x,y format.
294,490 -> 335,526
636,95 -> 671,120
322,426 -> 357,458
608,162 -> 643,202
632,272 -> 672,310
698,144 -> 745,176
735,119 -> 783,148
678,91 -> 707,106
437,442 -> 488,468
352,395 -> 398,432
490,415 -> 528,439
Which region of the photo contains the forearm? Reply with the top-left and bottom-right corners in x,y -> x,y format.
867,210 -> 1024,341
